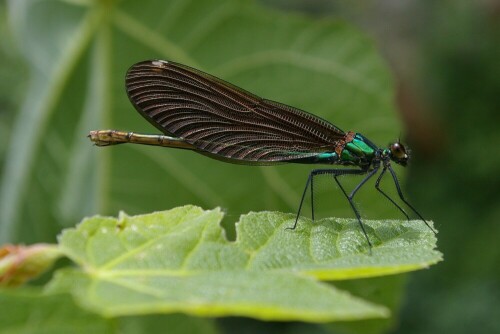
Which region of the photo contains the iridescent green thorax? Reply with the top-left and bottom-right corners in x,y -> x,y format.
290,133 -> 380,166
340,133 -> 377,166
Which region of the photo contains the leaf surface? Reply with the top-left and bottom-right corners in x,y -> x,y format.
48,206 -> 441,322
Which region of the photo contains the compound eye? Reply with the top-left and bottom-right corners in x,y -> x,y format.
390,142 -> 408,160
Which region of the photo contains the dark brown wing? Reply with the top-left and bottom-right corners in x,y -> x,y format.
125,60 -> 346,163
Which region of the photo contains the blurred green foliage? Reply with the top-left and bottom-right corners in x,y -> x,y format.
0,288 -> 219,334
402,2 -> 500,333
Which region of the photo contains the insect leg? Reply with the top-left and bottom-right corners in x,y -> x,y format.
387,165 -> 436,234
374,167 -> 410,220
311,172 -> 315,222
289,169 -> 336,230
289,171 -> 313,230
332,167 -> 379,249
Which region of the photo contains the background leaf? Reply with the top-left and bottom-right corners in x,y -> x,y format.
0,0 -> 398,245
46,206 -> 440,322
0,288 -> 113,334
0,288 -> 219,334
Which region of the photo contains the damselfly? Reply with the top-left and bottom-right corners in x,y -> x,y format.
89,60 -> 435,249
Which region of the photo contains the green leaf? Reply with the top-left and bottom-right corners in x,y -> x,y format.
236,212 -> 440,279
47,206 -> 441,322
1,0 -> 398,244
0,288 -> 113,334
0,287 -> 217,334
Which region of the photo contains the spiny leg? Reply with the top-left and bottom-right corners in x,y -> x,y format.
333,167 -> 379,249
375,167 -> 410,220
387,165 -> 437,234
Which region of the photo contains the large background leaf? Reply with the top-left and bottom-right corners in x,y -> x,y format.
0,0 -> 398,245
